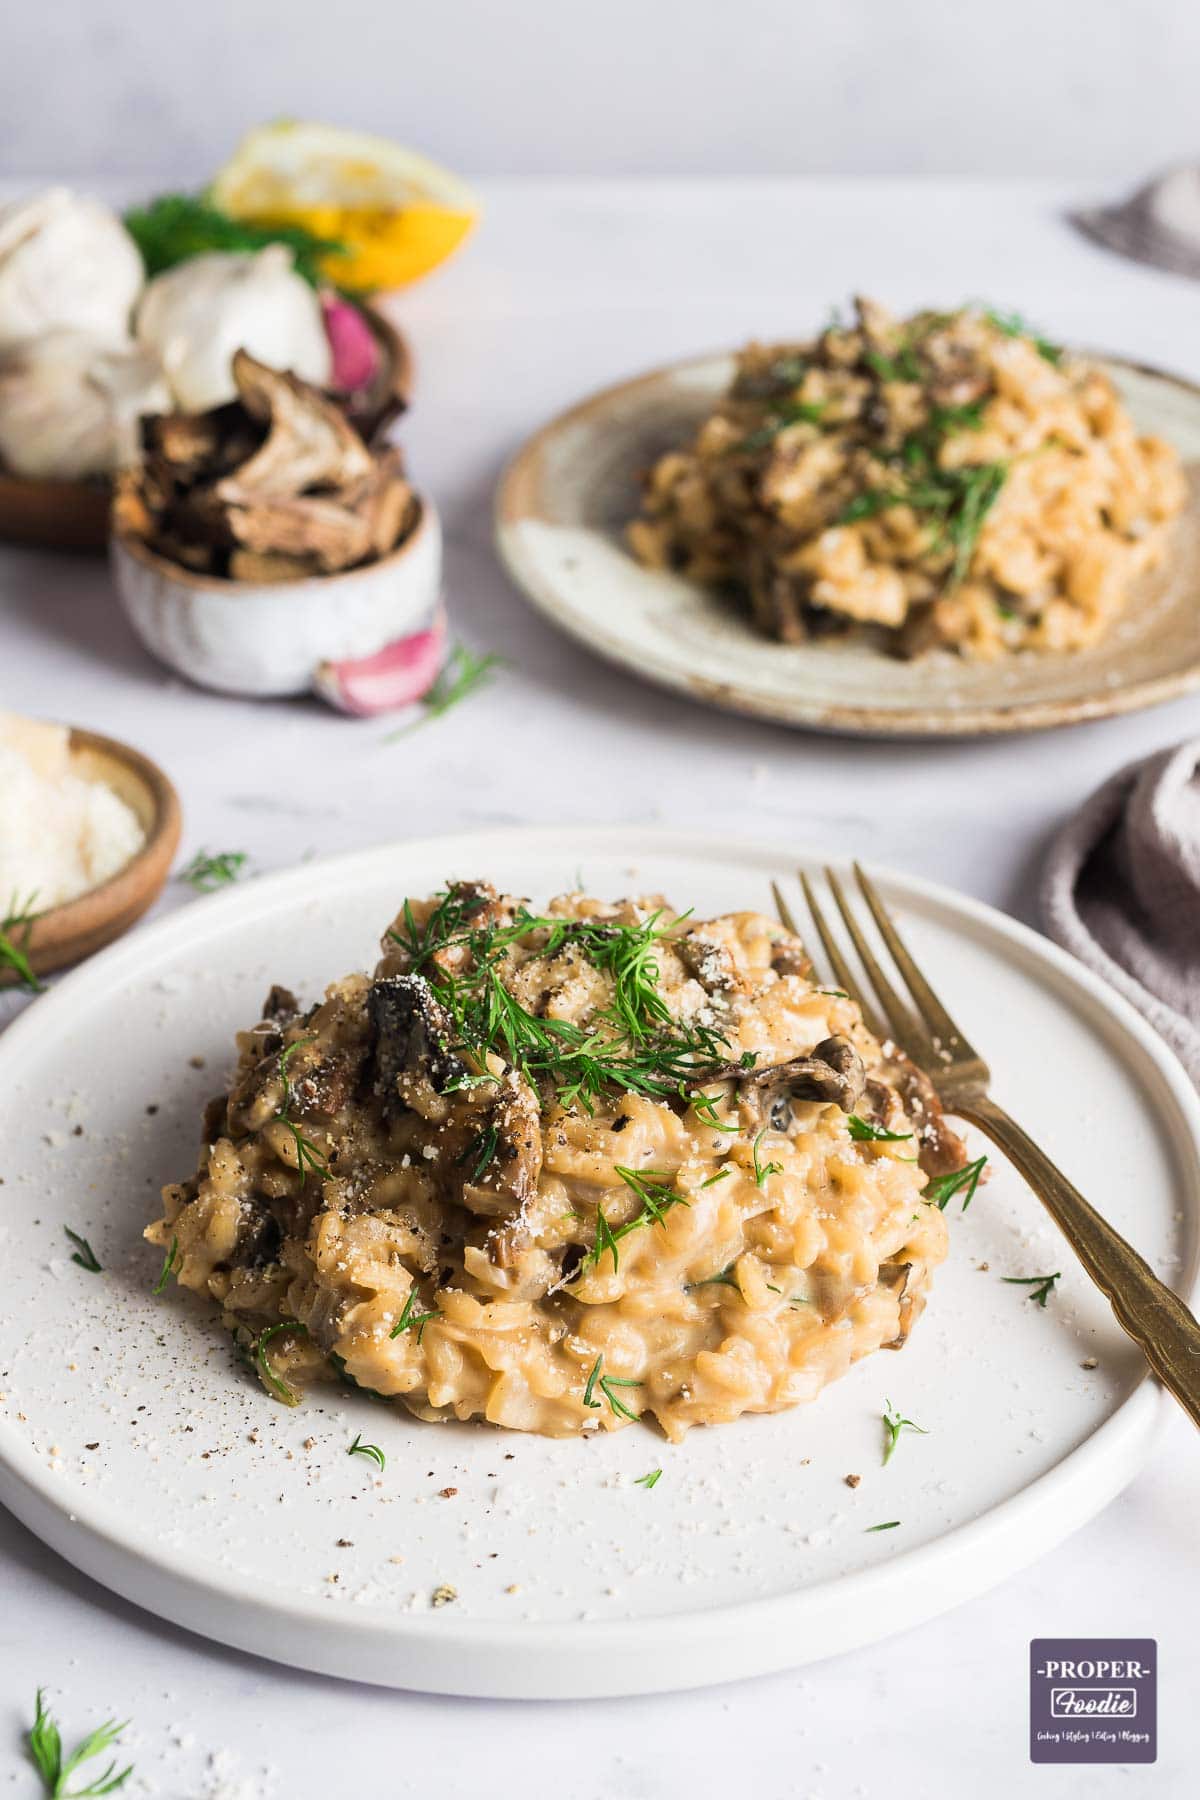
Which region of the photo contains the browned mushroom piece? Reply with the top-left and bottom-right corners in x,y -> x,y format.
368,974 -> 465,1120
731,1033 -> 867,1130
219,350 -> 375,498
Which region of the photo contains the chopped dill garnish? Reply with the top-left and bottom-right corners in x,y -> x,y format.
983,307 -> 1063,366
865,1520 -> 900,1532
688,1089 -> 739,1132
389,1287 -> 438,1342
694,1264 -> 739,1290
275,1036 -> 328,1184
585,1167 -> 689,1274
752,1129 -> 783,1187
384,643 -> 503,739
635,1468 -> 663,1489
700,1168 -> 732,1188
386,895 -> 738,1116
152,1234 -> 180,1295
456,1124 -> 499,1181
180,849 -> 247,892
64,1228 -> 102,1273
348,1433 -> 386,1472
881,1399 -> 929,1465
847,1114 -> 913,1143
0,891 -> 43,992
1002,1271 -> 1061,1307
581,1353 -> 641,1421
253,1321 -> 308,1407
924,1155 -> 987,1212
735,399 -> 827,452
25,1687 -> 133,1798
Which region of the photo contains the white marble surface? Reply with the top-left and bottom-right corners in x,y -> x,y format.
4,0 -> 1200,181
1,177 -> 1197,1796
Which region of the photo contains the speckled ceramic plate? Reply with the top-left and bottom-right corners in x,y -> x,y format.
1,827 -> 1197,1697
495,354 -> 1200,736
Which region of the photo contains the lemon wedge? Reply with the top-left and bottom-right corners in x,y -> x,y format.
211,121 -> 479,293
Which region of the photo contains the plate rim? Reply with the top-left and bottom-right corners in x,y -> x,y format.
2,823 -> 1197,1697
494,348 -> 1200,739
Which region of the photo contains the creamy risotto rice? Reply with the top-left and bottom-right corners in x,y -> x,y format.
149,882 -> 967,1440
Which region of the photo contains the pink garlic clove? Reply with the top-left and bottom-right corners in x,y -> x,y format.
321,293 -> 382,391
312,612 -> 446,716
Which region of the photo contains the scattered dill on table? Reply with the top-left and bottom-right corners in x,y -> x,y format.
63,1227 -> 102,1273
25,1687 -> 133,1797
179,849 -> 248,892
634,1468 -> 663,1490
384,644 -> 503,739
0,891 -> 43,992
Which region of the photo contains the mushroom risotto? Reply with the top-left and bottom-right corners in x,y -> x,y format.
148,882 -> 968,1440
627,298 -> 1186,658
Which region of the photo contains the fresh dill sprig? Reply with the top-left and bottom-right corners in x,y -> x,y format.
64,1227 -> 102,1273
348,1433 -> 386,1471
865,1520 -> 900,1532
735,399 -> 827,453
384,644 -> 503,740
924,1155 -> 987,1212
752,1129 -> 783,1187
254,1321 -> 309,1407
386,895 -> 738,1115
1002,1271 -> 1061,1307
389,1287 -> 438,1342
0,890 -> 44,992
25,1688 -> 132,1797
179,849 -> 247,892
881,1399 -> 929,1466
694,1264 -> 740,1290
585,1167 -> 689,1274
634,1468 -> 663,1489
983,307 -> 1063,366
581,1353 -> 641,1421
275,1036 -> 328,1184
152,1234 -> 180,1295
847,1114 -> 913,1143
688,1089 -> 739,1132
699,1167 -> 732,1188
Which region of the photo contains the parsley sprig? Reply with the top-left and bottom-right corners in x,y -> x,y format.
25,1688 -> 132,1797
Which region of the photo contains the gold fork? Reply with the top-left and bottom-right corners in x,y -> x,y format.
775,862 -> 1200,1429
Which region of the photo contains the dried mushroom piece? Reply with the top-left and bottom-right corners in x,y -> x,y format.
115,350 -> 416,581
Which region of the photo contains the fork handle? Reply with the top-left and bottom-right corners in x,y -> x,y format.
962,1095 -> 1200,1429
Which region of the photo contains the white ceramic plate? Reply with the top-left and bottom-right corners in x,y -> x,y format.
1,828 -> 1196,1698
495,354 -> 1200,736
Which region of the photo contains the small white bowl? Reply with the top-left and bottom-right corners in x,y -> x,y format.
111,496 -> 442,699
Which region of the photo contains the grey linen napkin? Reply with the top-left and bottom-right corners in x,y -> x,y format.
1072,166 -> 1200,280
1040,740 -> 1200,1085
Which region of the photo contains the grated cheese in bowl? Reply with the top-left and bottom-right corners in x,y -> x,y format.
0,712 -> 146,909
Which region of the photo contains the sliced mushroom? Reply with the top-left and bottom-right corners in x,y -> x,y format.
732,1034 -> 866,1129
219,349 -> 375,497
368,974 -> 465,1119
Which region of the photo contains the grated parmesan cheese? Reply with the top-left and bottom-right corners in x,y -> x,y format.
0,712 -> 145,907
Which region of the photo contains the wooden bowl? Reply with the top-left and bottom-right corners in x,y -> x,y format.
0,302 -> 413,554
1,727 -> 182,984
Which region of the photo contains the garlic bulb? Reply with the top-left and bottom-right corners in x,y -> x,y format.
0,331 -> 170,480
0,188 -> 144,350
135,246 -> 332,412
